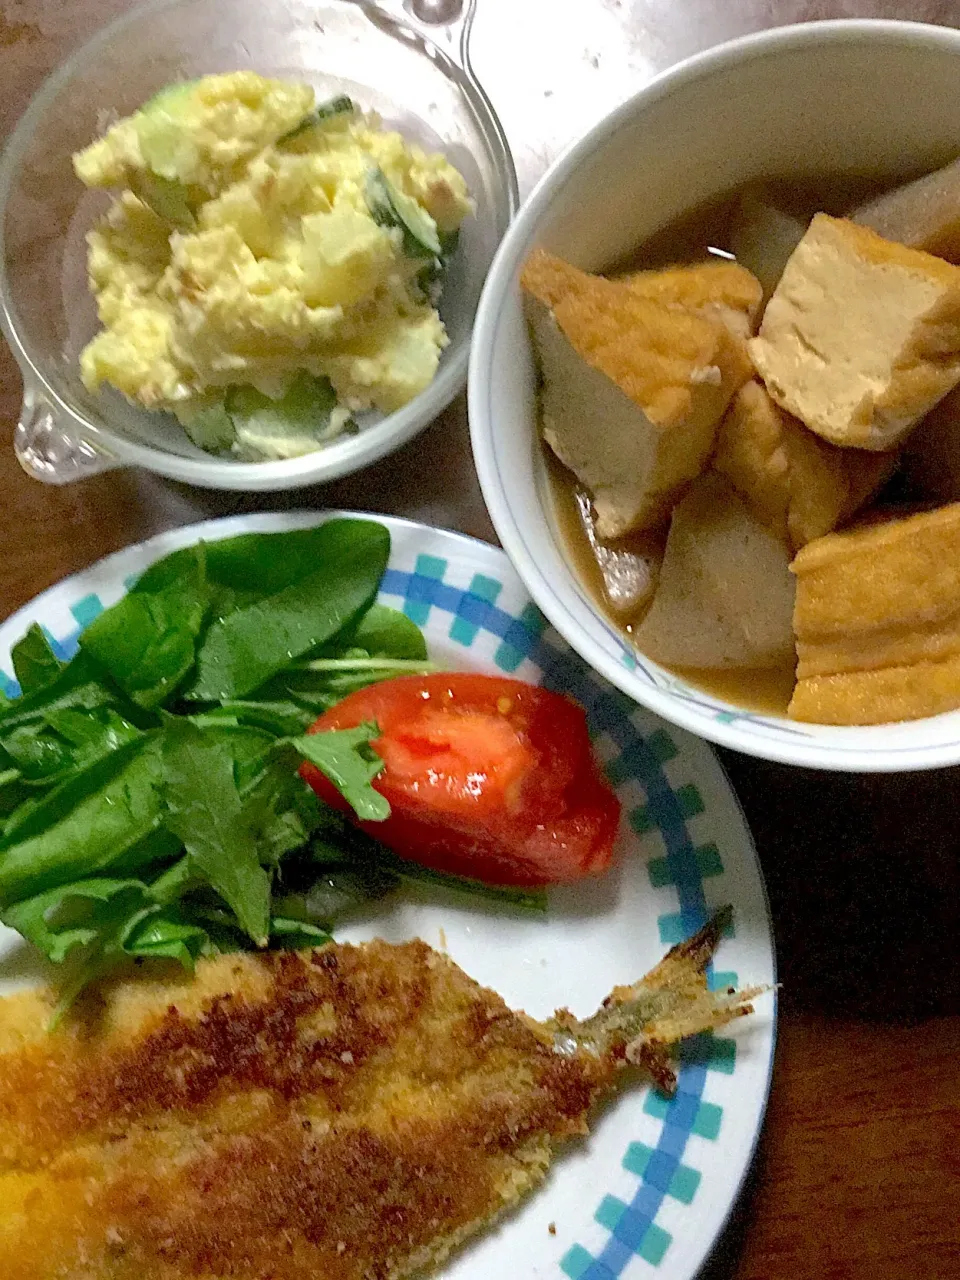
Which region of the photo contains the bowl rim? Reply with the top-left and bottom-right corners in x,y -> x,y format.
0,0 -> 519,490
468,16 -> 960,772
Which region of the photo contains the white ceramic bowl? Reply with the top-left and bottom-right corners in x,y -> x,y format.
470,19 -> 960,772
0,0 -> 517,489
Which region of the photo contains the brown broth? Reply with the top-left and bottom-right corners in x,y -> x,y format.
665,664 -> 799,717
544,172 -> 906,717
607,174 -> 892,275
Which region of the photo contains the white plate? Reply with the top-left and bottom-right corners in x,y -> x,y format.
0,511 -> 776,1280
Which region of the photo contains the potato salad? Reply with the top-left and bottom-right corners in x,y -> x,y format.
73,72 -> 473,459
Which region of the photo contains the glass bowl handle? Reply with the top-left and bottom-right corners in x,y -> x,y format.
369,0 -> 519,208
14,376 -> 119,484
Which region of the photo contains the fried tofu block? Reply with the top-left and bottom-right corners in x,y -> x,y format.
633,473 -> 796,669
522,248 -> 752,537
714,381 -> 897,550
904,383 -> 960,501
729,186 -> 809,300
749,214 -> 960,451
852,156 -> 960,262
790,656 -> 960,725
621,260 -> 763,341
790,503 -> 960,722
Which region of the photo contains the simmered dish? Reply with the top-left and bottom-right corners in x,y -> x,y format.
524,159 -> 960,725
73,73 -> 472,460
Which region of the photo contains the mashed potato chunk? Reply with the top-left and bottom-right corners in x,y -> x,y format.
72,73 -> 472,459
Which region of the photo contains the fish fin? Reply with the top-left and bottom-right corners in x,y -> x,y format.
568,908 -> 770,1067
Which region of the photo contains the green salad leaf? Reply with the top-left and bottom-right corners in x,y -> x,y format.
123,909 -> 210,965
0,520 -> 545,1015
11,625 -> 64,696
268,916 -> 333,948
292,724 -> 389,822
80,544 -> 210,708
339,602 -> 428,661
1,877 -> 151,965
0,735 -> 165,908
1,706 -> 142,783
0,650 -> 132,736
185,519 -> 390,701
161,719 -> 272,946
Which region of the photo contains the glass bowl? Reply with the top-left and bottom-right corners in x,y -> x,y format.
0,0 -> 517,489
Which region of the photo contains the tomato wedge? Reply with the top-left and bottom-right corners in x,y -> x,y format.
299,673 -> 621,887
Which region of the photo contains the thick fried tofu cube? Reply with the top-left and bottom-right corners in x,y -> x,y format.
789,657 -> 960,725
790,503 -> 960,723
852,156 -> 960,262
714,381 -> 897,550
621,260 -> 763,341
750,214 -> 960,451
632,473 -> 796,669
521,249 -> 752,537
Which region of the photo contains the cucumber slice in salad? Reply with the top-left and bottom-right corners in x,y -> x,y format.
278,95 -> 356,144
177,374 -> 350,460
227,373 -> 349,460
365,166 -> 441,260
177,399 -> 236,453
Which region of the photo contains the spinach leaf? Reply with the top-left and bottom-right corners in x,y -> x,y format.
123,908 -> 210,966
0,877 -> 150,964
102,823 -> 184,880
79,544 -> 210,708
11,625 -> 64,695
0,651 -> 129,734
0,736 -> 165,908
344,603 -> 428,660
161,720 -> 271,946
1,707 -> 141,782
1,725 -> 78,780
185,519 -> 390,701
135,524 -> 354,601
268,916 -> 332,948
292,725 -> 388,822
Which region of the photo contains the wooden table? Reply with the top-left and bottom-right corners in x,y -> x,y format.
1,1 -> 958,1276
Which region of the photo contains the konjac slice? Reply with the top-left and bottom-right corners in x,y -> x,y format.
852,155 -> 960,262
632,473 -> 796,669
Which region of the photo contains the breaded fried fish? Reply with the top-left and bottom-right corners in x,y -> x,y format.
0,911 -> 761,1280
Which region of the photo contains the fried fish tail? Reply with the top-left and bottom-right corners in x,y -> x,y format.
551,908 -> 768,1092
